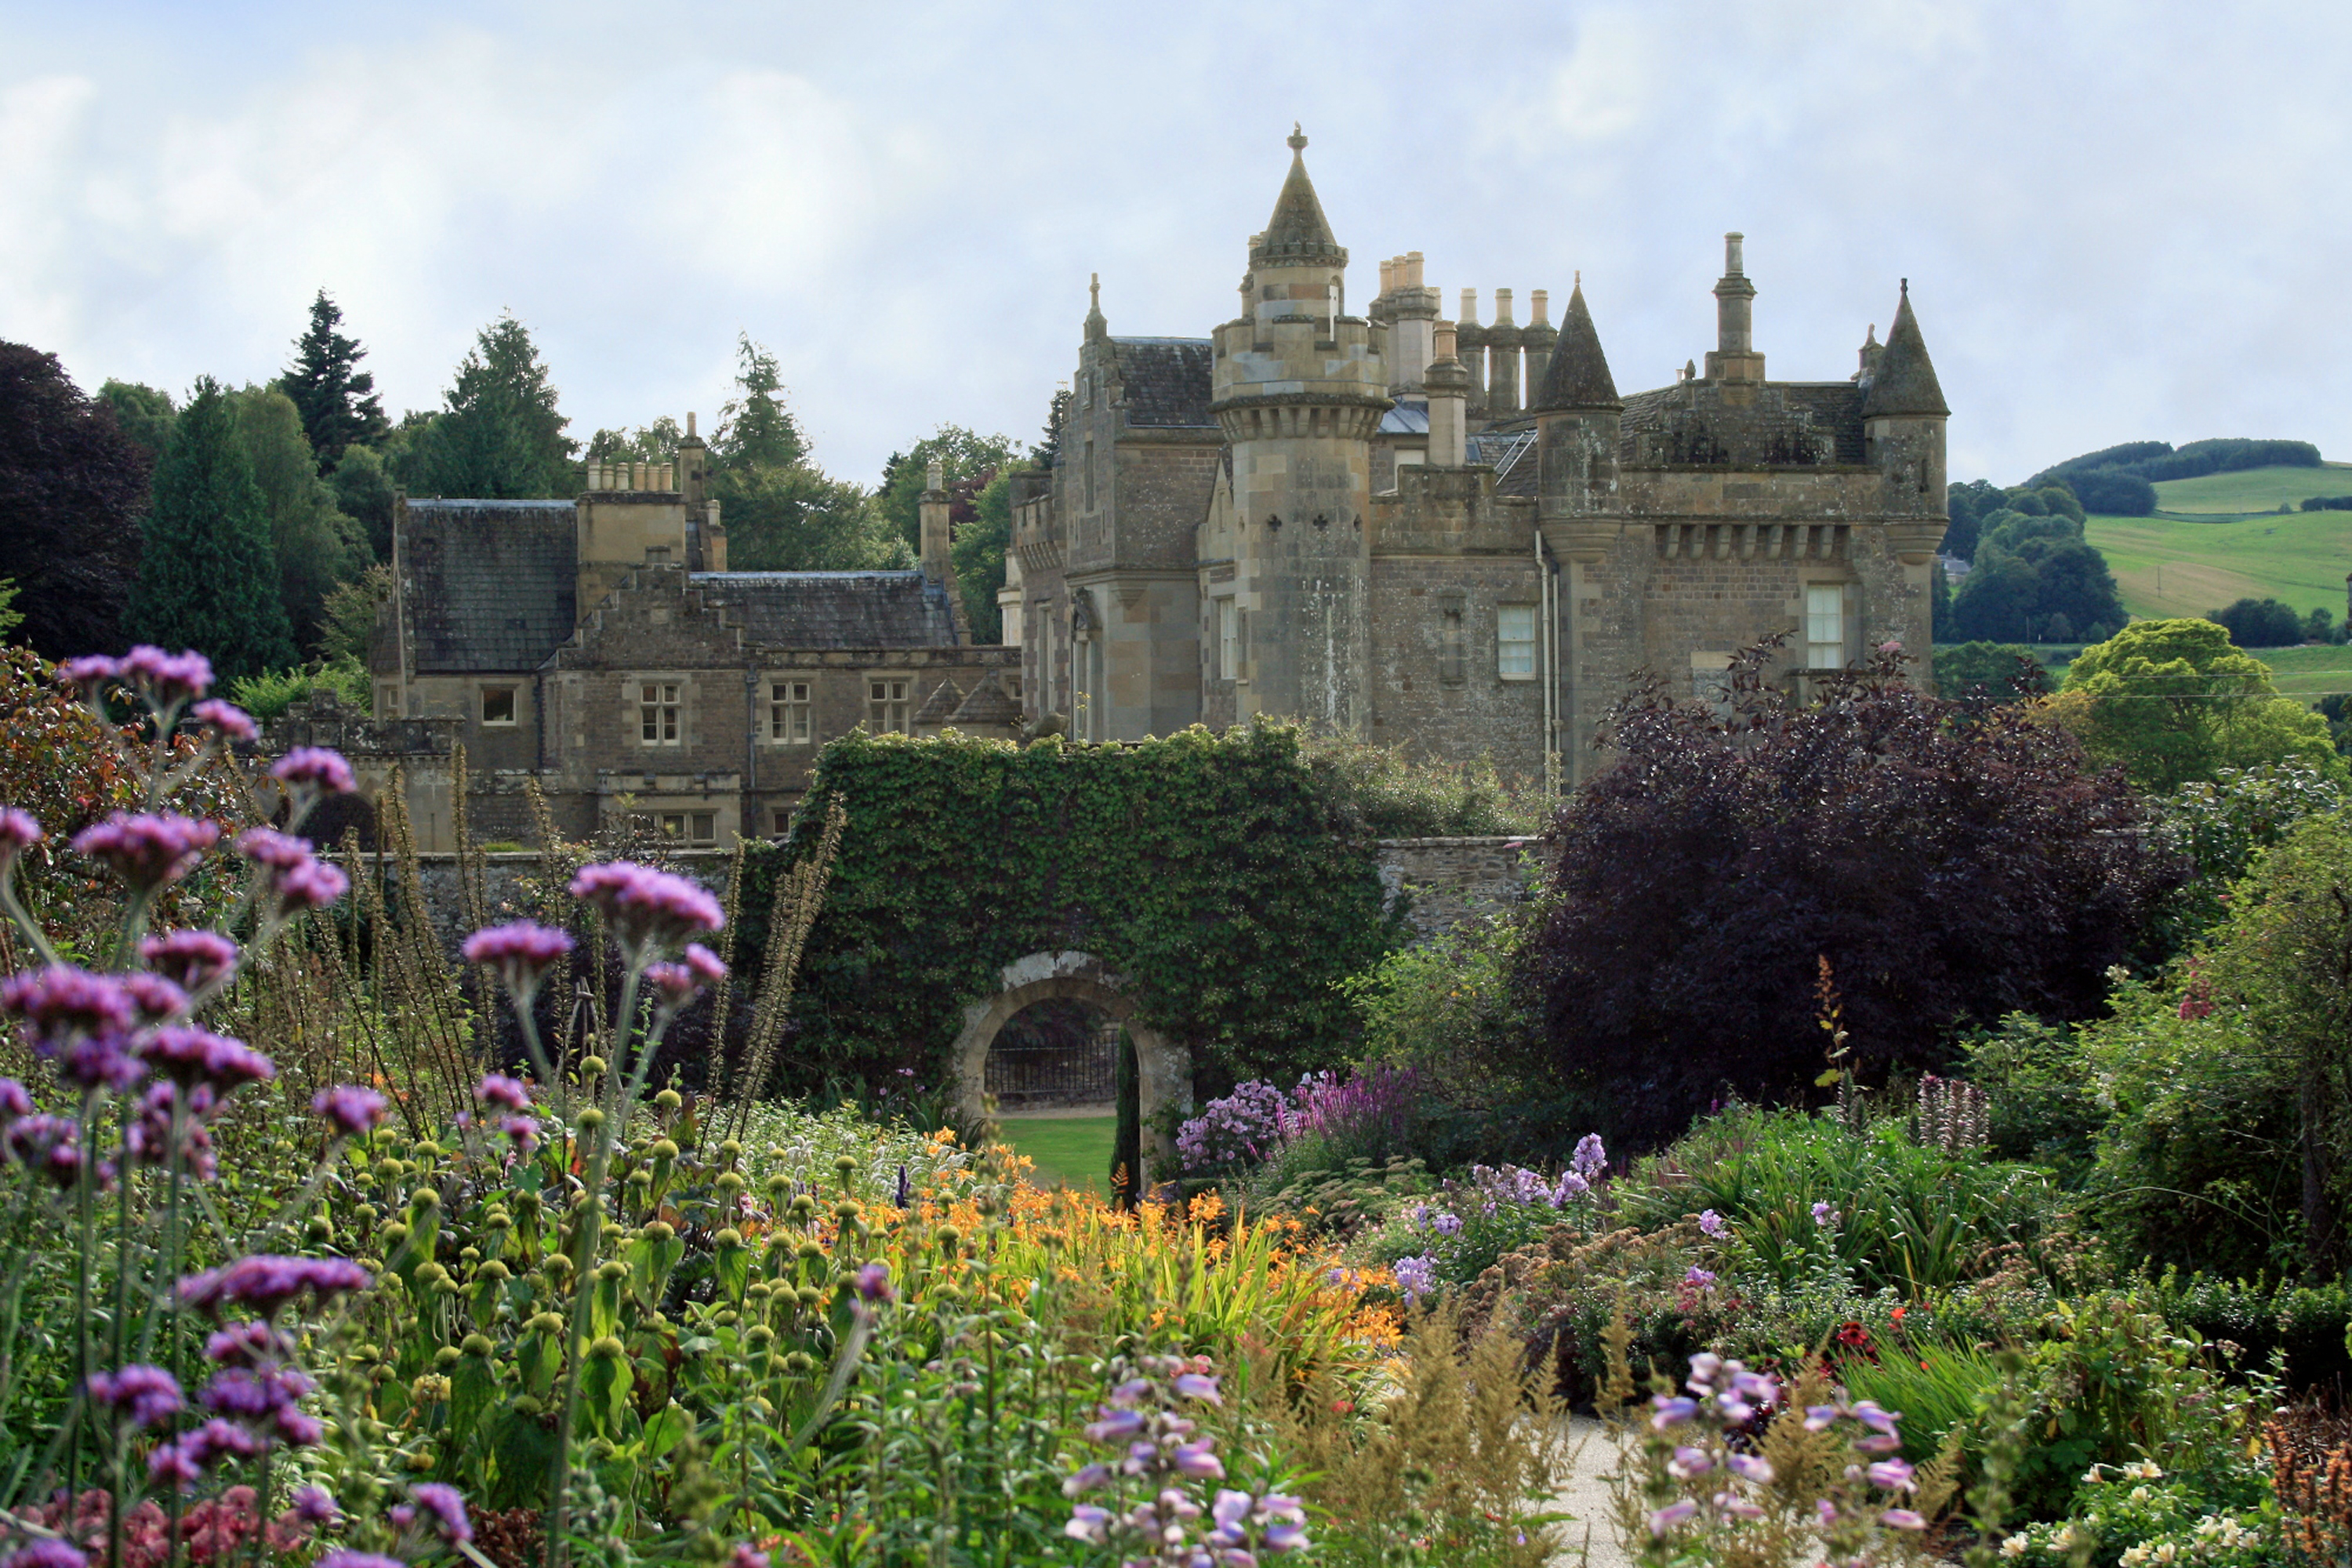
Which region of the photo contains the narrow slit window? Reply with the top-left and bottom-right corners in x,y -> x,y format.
1497,605 -> 1537,680
1439,608 -> 1466,685
1216,598 -> 1239,681
1806,584 -> 1846,669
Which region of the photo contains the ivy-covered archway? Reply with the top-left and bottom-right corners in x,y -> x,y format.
947,950 -> 1189,1169
753,723 -> 1406,1110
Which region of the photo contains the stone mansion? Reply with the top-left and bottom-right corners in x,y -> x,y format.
325,128 -> 1946,850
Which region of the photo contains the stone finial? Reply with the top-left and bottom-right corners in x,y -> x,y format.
927,459 -> 945,493
1288,122 -> 1307,151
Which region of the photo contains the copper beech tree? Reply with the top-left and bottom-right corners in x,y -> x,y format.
1530,638 -> 2183,1143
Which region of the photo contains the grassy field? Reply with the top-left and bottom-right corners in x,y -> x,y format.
2082,464 -> 2352,622
996,1114 -> 1115,1196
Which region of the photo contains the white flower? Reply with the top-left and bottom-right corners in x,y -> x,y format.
2125,1459 -> 2164,1480
2151,1544 -> 2179,1565
2082,1466 -> 2107,1485
2119,1546 -> 2151,1567
2130,1485 -> 2154,1502
2001,1534 -> 2031,1558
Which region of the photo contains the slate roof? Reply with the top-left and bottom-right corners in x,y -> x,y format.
1617,382 -> 1866,467
1531,283 -> 1621,410
402,500 -> 578,673
1253,131 -> 1345,267
950,670 -> 1022,726
1378,401 -> 1430,436
690,572 -> 961,649
1860,285 -> 1948,417
1112,339 -> 1216,427
913,677 -> 964,724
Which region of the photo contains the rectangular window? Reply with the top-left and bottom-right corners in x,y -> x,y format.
480,686 -> 517,725
1497,604 -> 1537,680
1216,598 -> 1239,681
1806,583 -> 1846,669
768,680 -> 811,743
869,677 -> 912,735
771,809 -> 793,837
1439,608 -> 1466,685
655,811 -> 717,844
639,681 -> 681,745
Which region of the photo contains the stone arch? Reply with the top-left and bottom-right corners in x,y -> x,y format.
950,951 -> 1192,1174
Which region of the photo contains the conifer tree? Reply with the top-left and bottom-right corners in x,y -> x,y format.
279,290 -> 388,470
404,314 -> 575,498
126,377 -> 296,679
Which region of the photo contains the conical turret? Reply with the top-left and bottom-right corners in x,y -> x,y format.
1531,279 -> 1620,411
1860,282 -> 1947,416
1251,125 -> 1345,267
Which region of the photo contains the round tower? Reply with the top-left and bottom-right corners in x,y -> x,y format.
1210,126 -> 1389,732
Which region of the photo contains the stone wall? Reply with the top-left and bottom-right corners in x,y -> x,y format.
394,837 -> 1531,951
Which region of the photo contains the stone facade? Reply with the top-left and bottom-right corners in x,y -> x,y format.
1007,132 -> 1949,789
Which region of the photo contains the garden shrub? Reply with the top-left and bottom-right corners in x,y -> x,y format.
1530,640 -> 2179,1143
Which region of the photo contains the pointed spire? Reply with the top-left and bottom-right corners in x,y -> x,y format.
1083,271 -> 1107,343
1531,280 -> 1620,411
1860,280 -> 1947,417
1251,125 -> 1345,267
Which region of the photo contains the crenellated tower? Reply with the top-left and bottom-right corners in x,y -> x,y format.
1210,126 -> 1388,731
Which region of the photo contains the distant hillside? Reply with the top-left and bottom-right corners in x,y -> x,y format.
2031,438 -> 2323,515
2085,463 -> 2352,623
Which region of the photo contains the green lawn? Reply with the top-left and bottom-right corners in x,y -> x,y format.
996,1115 -> 1116,1196
2147,462 -> 2352,514
2088,506 -> 2352,624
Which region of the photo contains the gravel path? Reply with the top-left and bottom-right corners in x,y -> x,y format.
1545,1416 -> 1633,1568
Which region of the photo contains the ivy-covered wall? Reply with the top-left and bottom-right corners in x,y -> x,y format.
750,723 -> 1409,1092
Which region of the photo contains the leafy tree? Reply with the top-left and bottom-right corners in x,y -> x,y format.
400,314 -> 575,498
317,561 -> 391,664
586,416 -> 684,466
96,380 -> 177,461
2053,618 -> 2343,790
125,376 -> 296,679
707,338 -> 902,572
2063,469 -> 2157,516
2207,596 -> 2307,648
329,444 -> 398,561
712,336 -> 807,471
0,344 -> 154,658
278,289 -> 389,470
1933,641 -> 2051,697
1950,511 -> 2125,644
1528,640 -> 2178,1143
955,469 -> 1014,640
877,426 -> 1015,557
1942,478 -> 2003,560
0,579 -> 22,642
232,384 -> 368,651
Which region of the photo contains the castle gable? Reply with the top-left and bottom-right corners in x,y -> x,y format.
401,499 -> 577,673
1109,338 -> 1216,428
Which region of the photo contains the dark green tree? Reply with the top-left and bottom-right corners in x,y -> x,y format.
954,469 -> 1014,640
708,338 -> 902,571
125,377 -> 296,679
278,290 -> 389,470
329,444 -> 398,560
401,314 -> 575,498
877,426 -> 1015,557
1942,477 -> 2002,561
712,336 -> 807,470
2209,597 -> 2308,648
96,380 -> 177,462
0,346 -> 155,658
231,385 -> 368,650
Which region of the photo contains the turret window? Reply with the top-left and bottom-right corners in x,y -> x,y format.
1216,598 -> 1239,681
1497,605 -> 1537,680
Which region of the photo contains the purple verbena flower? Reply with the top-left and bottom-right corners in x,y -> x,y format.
270,748 -> 355,797
59,1035 -> 145,1093
180,1255 -> 372,1319
313,1085 -> 389,1136
684,942 -> 726,983
290,1486 -> 339,1525
400,1483 -> 470,1544
852,1261 -> 893,1303
191,700 -> 256,742
1697,1208 -> 1727,1239
71,813 -> 219,889
1,1541 -> 89,1568
87,1363 -> 184,1428
205,1322 -> 280,1367
0,1080 -> 29,1120
125,1083 -> 220,1179
568,862 -> 724,952
499,1116 -> 542,1156
474,1074 -> 530,1112
141,930 -> 239,993
122,973 -> 189,1024
116,647 -> 214,706
139,1025 -> 274,1094
644,960 -> 704,1008
461,920 -> 574,993
0,808 -> 42,862
2,966 -> 136,1045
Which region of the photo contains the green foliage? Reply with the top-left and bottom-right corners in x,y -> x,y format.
953,467 -> 1014,640
232,382 -> 371,649
400,313 -> 576,499
1934,641 -> 2053,697
2206,594 -> 2308,648
278,288 -> 389,468
2056,618 -> 2344,789
762,723 -> 1407,1094
2147,760 -> 2345,944
329,442 -> 398,560
877,426 -> 1015,557
1960,1014 -> 2108,1188
1944,477 -> 2004,560
125,375 -> 297,679
228,653 -> 372,722
1952,510 -> 2126,644
1348,914 -> 1534,1091
712,333 -> 808,471
1297,733 -> 1548,837
317,561 -> 391,666
95,377 -> 177,459
709,338 -> 904,572
1,349 -> 154,658
0,578 -> 20,642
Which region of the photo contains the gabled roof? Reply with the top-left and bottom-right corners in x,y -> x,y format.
1860,283 -> 1947,418
690,572 -> 961,649
1250,127 -> 1345,267
1531,282 -> 1620,411
949,670 -> 1022,727
401,500 -> 578,673
1111,338 -> 1216,427
913,677 -> 964,724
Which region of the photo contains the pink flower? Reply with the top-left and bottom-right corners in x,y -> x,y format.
462,921 -> 574,993
474,1074 -> 531,1111
236,828 -> 312,870
270,748 -> 355,796
569,862 -> 723,952
71,813 -> 220,889
180,1255 -> 372,1319
0,808 -> 42,862
192,700 -> 257,742
684,942 -> 727,983
140,1026 -> 274,1094
141,930 -> 239,993
313,1085 -> 389,1136
2,965 -> 136,1044
116,647 -> 214,706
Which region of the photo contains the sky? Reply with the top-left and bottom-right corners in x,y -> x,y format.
2,0 -> 2347,489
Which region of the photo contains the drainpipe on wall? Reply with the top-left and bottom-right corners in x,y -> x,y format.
533,671 -> 545,772
743,666 -> 758,837
1535,526 -> 1555,799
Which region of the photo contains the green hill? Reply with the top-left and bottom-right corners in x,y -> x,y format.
2082,463 -> 2352,622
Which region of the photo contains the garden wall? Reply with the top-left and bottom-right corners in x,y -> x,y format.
397,837 -> 1531,947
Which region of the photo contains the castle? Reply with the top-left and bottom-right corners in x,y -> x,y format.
324,129 -> 1945,850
